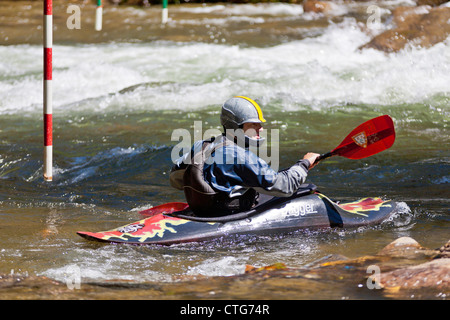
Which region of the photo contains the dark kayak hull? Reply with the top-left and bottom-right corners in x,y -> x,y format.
77,191 -> 398,245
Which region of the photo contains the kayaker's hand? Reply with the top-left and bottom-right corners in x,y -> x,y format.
303,152 -> 321,169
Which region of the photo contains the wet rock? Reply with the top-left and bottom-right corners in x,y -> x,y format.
373,237 -> 450,294
380,258 -> 450,290
378,236 -> 422,255
380,236 -> 421,249
377,236 -> 441,262
416,0 -> 449,6
435,240 -> 450,259
360,6 -> 450,52
258,237 -> 450,297
303,0 -> 332,13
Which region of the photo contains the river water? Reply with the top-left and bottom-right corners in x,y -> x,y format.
0,1 -> 449,298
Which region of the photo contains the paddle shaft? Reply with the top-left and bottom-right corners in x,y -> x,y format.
315,151 -> 334,163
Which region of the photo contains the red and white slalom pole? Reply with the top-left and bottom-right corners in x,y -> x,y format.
44,0 -> 53,181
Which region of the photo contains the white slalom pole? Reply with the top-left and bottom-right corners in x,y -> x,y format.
44,0 -> 53,181
95,0 -> 103,31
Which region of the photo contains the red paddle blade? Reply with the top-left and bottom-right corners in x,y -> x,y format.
332,115 -> 395,160
139,202 -> 189,216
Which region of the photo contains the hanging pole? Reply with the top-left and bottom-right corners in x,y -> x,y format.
162,0 -> 168,24
95,0 -> 103,31
43,0 -> 53,182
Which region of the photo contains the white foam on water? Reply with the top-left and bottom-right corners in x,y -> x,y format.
42,247 -> 174,283
186,256 -> 247,277
176,3 -> 304,16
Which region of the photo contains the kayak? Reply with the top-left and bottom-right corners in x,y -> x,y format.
77,184 -> 398,245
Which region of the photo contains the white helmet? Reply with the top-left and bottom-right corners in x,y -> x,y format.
221,96 -> 266,148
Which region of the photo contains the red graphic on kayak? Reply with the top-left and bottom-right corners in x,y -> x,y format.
338,197 -> 386,215
81,214 -> 190,243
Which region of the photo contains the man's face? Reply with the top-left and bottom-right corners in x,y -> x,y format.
243,122 -> 263,139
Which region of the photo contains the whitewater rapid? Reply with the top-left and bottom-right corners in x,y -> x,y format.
0,17 -> 449,116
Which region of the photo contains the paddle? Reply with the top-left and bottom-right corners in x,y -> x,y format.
315,115 -> 395,164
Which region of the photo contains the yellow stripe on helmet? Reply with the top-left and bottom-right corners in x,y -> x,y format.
235,96 -> 266,123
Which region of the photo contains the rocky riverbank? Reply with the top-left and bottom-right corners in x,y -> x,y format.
1,0 -> 449,51
361,4 -> 450,52
116,0 -> 450,52
299,0 -> 450,52
0,237 -> 448,299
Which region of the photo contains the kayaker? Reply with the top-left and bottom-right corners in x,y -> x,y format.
170,96 -> 320,216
